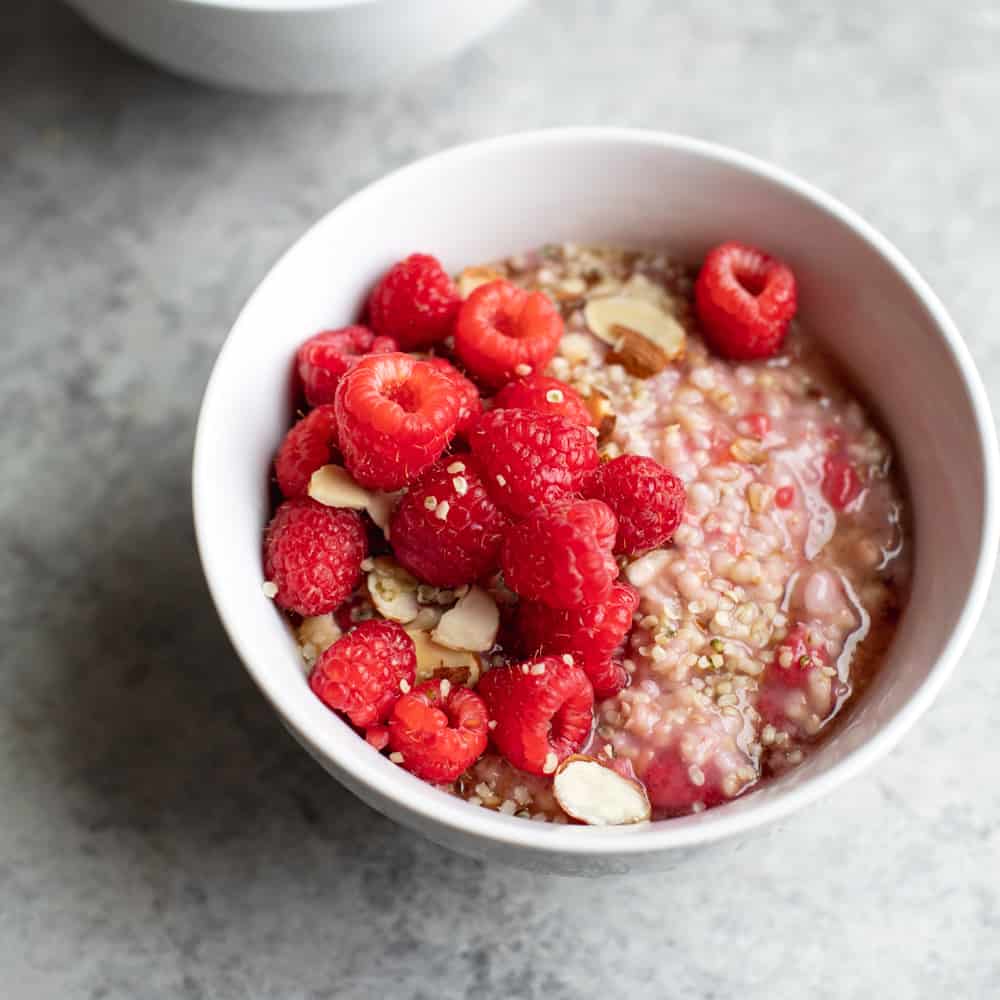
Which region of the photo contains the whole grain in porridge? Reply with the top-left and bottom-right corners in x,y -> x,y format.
449,243 -> 909,818
266,243 -> 909,824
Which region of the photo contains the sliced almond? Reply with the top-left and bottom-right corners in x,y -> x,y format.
457,266 -> 502,299
431,586 -> 499,653
308,464 -> 371,509
406,629 -> 480,686
583,388 -> 617,442
606,325 -> 670,378
308,464 -> 399,535
584,296 -> 686,366
552,755 -> 651,826
367,561 -> 419,624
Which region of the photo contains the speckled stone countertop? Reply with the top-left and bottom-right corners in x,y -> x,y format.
3,2 -> 999,997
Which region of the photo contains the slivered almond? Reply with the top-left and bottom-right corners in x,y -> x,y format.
405,629 -> 480,685
431,586 -> 499,652
606,324 -> 671,378
583,388 -> 616,442
457,266 -> 502,299
552,755 -> 651,826
584,296 -> 686,368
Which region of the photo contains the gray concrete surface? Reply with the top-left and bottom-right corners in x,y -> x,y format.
3,2 -> 999,997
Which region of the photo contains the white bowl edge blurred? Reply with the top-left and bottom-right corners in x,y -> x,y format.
65,0 -> 529,94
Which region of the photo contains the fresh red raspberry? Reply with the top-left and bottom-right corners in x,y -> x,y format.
389,456 -> 507,588
274,404 -> 341,498
822,454 -> 862,510
492,375 -> 592,427
478,657 -> 594,776
296,325 -> 397,407
643,749 -> 725,815
424,356 -> 483,437
500,498 -> 618,609
367,254 -> 460,351
334,352 -> 460,490
469,408 -> 599,519
309,619 -> 415,729
581,454 -> 686,555
388,679 -> 489,783
264,497 -> 367,616
454,280 -> 563,388
694,241 -> 797,360
584,659 -> 630,701
516,581 -> 639,698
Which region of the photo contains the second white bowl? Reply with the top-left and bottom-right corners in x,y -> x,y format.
65,0 -> 529,94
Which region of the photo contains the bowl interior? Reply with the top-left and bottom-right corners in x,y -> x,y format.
193,131 -> 996,864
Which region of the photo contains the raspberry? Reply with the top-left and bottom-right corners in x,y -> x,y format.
478,657 -> 594,776
469,408 -> 599,519
264,497 -> 367,616
297,326 -> 397,407
517,581 -> 638,698
309,619 -> 415,729
389,456 -> 507,588
367,254 -> 460,351
584,659 -> 630,701
822,454 -> 862,510
454,280 -> 563,388
492,375 -> 592,427
424,356 -> 483,437
388,679 -> 489,783
334,352 -> 460,490
500,498 -> 619,609
274,404 -> 341,498
694,241 -> 797,360
581,455 -> 686,555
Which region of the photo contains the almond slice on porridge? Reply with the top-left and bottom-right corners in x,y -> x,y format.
583,296 -> 686,371
553,755 -> 651,826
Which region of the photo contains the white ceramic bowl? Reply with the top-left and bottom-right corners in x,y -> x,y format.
65,0 -> 528,94
193,129 -> 998,874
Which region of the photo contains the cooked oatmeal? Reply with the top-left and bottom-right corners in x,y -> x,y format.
446,243 -> 910,819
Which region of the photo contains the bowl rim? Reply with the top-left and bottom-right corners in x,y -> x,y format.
193,127 -> 999,856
